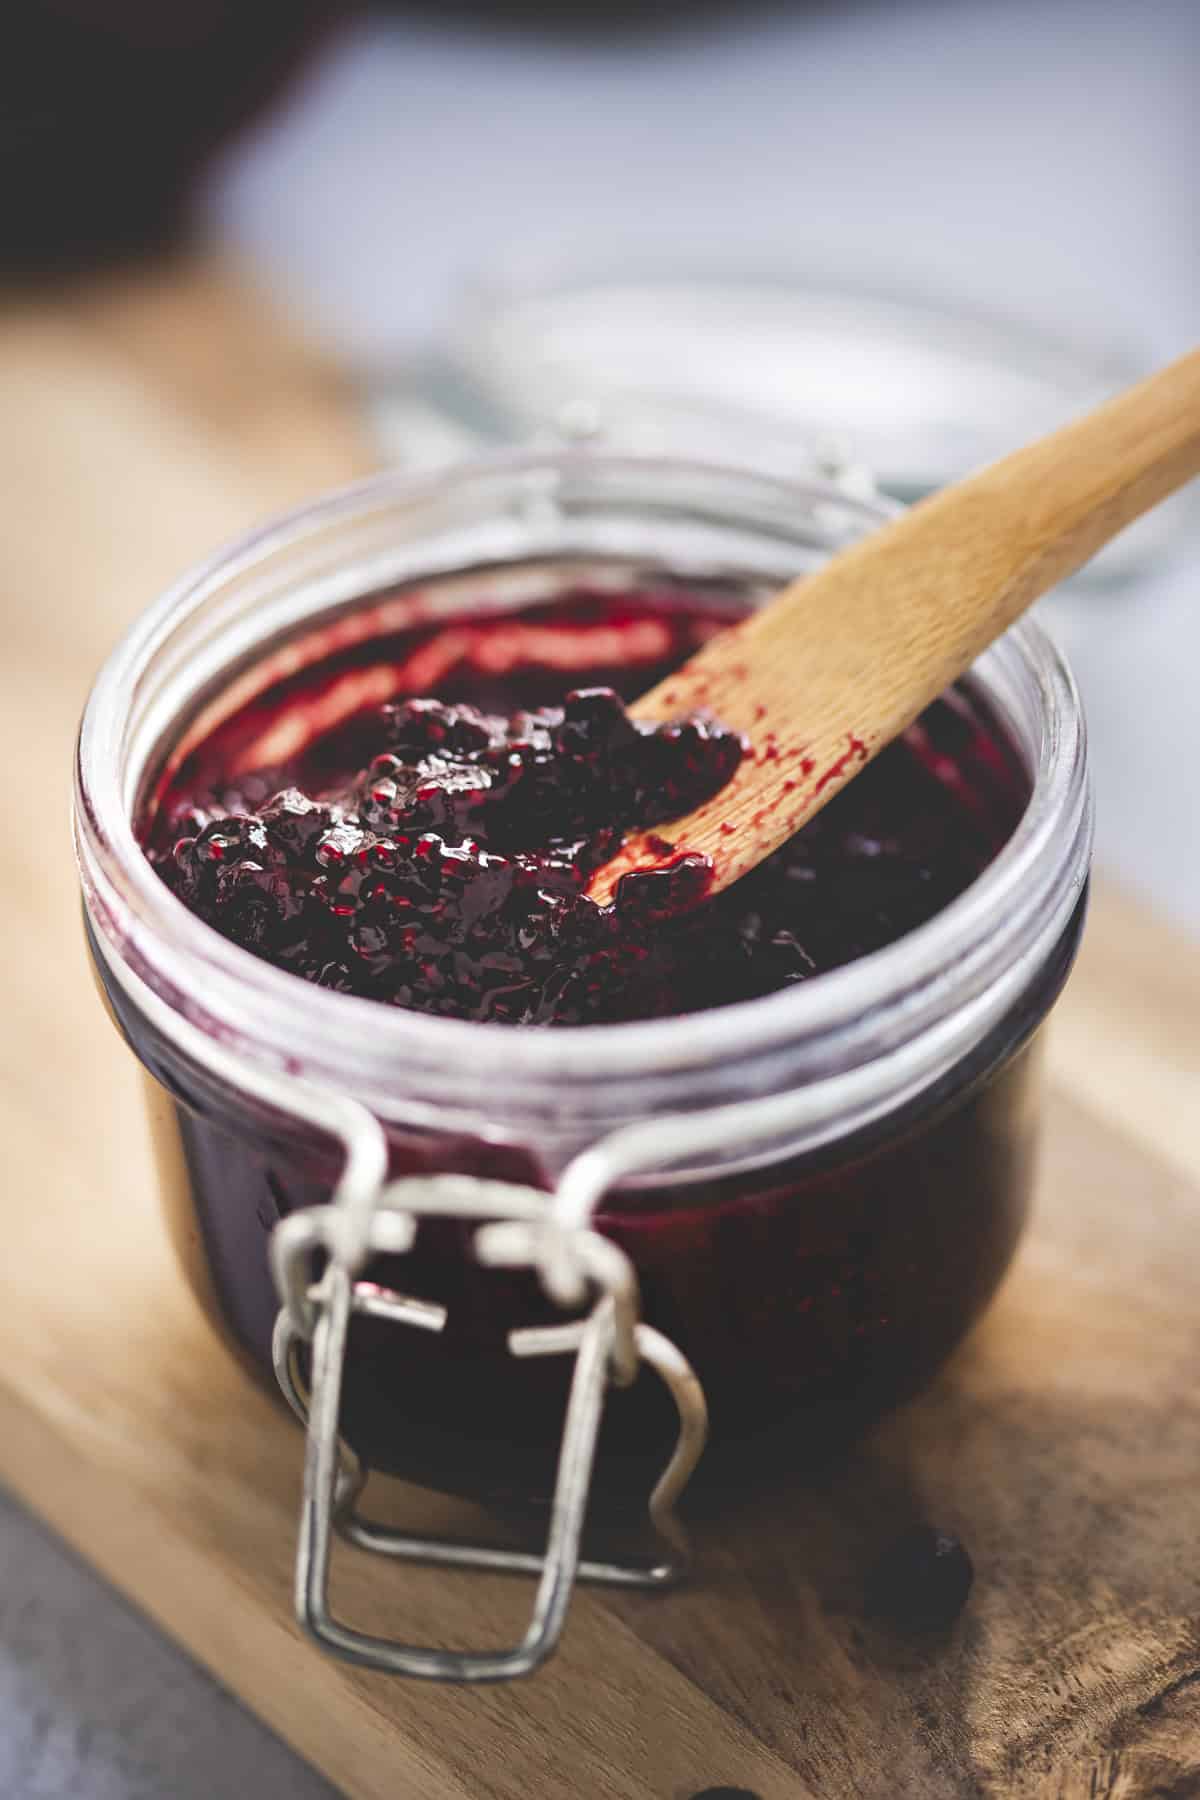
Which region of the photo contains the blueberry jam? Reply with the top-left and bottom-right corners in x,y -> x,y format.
147,690 -> 744,1023
143,590 -> 1024,1026
101,583 -> 1085,1507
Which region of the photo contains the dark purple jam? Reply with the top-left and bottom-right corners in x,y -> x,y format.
102,583 -> 1083,1506
143,590 -> 1025,1025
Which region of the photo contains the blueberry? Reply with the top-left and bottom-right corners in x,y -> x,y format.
866,1524 -> 974,1632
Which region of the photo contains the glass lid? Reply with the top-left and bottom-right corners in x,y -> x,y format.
425,261 -> 1191,593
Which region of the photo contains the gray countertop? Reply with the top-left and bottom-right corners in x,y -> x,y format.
6,0 -> 1196,1792
0,1493 -> 332,1800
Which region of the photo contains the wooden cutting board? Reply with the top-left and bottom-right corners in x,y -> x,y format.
2,259 -> 1199,1800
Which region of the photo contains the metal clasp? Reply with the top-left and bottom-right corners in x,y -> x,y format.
269,1171 -> 707,1682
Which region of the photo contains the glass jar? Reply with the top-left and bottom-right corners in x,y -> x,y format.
74,452 -> 1092,1680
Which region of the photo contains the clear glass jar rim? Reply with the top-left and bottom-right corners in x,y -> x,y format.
74,450 -> 1091,1143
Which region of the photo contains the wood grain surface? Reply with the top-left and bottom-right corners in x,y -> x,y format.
2,259 -> 1199,1800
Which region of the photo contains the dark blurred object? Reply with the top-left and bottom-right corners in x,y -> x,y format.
2,1 -> 350,279
374,0 -> 770,31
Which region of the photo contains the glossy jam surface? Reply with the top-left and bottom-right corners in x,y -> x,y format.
143,590 -> 1027,1024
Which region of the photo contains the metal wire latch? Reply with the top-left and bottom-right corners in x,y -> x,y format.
269,1166 -> 708,1682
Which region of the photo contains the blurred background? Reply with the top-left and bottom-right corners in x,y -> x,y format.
1,1 -> 1197,1794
